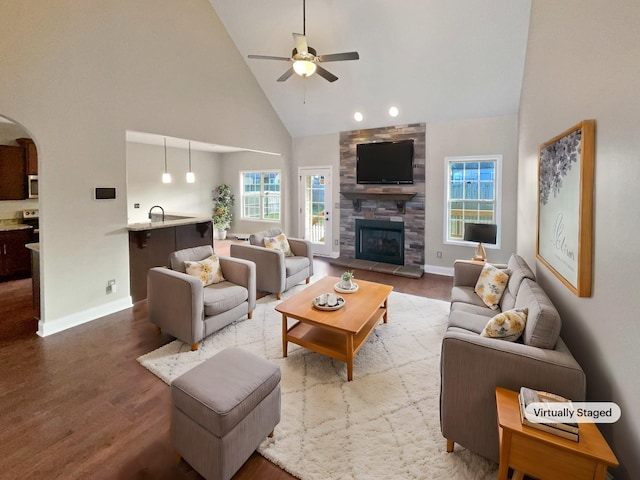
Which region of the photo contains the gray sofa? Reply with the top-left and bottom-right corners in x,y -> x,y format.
230,228 -> 313,299
440,254 -> 586,462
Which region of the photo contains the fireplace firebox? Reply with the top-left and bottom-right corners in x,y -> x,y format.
355,219 -> 404,265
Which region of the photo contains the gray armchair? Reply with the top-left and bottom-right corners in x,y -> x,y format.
147,245 -> 256,350
230,228 -> 313,299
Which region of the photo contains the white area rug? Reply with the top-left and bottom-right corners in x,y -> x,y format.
137,286 -> 498,480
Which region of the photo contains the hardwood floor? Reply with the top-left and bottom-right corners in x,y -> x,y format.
0,243 -> 452,480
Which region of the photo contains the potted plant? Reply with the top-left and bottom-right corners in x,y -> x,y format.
212,184 -> 234,240
341,270 -> 355,290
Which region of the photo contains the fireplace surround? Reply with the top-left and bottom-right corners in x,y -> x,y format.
339,123 -> 426,268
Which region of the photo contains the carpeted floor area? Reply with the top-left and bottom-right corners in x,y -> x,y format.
138,286 -> 497,480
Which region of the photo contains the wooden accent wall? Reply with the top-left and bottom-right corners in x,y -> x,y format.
339,124 -> 426,267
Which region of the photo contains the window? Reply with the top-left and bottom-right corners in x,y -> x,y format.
241,170 -> 281,221
445,155 -> 501,245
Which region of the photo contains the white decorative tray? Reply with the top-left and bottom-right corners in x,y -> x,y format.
312,294 -> 345,311
334,282 -> 359,294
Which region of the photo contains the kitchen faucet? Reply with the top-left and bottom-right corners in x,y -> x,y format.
148,205 -> 165,222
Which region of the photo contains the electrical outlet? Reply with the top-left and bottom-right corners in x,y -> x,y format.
107,279 -> 116,294
134,203 -> 140,208
334,240 -> 339,246
436,251 -> 443,259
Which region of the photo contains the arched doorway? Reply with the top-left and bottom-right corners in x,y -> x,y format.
0,115 -> 40,339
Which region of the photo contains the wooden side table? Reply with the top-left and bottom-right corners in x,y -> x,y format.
495,387 -> 618,480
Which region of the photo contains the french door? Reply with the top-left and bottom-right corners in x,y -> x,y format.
298,167 -> 332,257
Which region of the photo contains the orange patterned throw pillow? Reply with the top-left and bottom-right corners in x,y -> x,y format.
481,308 -> 528,342
264,233 -> 294,257
474,262 -> 510,310
184,255 -> 225,286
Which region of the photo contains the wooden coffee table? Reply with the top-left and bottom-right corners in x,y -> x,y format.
276,276 -> 393,381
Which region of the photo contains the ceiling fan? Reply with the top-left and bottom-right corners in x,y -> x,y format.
247,0 -> 359,83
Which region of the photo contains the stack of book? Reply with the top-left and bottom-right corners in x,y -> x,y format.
518,386 -> 580,441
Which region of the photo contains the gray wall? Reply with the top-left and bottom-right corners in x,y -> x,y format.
0,0 -> 291,332
518,2 -> 640,478
426,115 -> 519,271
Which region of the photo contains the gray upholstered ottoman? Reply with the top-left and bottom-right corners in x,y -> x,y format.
170,347 -> 281,480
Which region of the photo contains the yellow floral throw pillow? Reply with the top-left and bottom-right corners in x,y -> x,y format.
264,233 -> 294,257
475,262 -> 510,310
481,308 -> 528,342
184,255 -> 225,286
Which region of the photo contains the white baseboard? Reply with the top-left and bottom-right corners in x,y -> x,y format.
37,296 -> 133,337
423,264 -> 454,277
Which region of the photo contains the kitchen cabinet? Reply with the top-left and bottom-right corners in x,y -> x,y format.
0,145 -> 26,200
16,138 -> 37,175
0,229 -> 33,279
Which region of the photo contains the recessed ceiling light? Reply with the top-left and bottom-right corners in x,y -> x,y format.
388,106 -> 399,117
354,112 -> 364,122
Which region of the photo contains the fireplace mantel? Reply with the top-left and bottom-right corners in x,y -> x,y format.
340,191 -> 417,213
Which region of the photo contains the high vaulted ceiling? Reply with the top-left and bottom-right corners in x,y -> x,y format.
209,0 -> 531,138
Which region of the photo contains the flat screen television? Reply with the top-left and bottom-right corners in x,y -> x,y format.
356,140 -> 414,184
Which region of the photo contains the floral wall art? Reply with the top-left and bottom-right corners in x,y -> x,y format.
536,120 -> 595,297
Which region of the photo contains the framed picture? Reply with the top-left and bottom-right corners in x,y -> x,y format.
536,120 -> 595,297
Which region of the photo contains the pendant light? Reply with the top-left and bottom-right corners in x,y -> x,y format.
162,137 -> 171,183
186,141 -> 195,183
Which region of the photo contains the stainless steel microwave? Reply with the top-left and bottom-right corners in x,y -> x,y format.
28,175 -> 38,199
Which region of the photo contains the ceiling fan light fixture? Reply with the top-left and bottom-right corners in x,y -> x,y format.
293,60 -> 317,77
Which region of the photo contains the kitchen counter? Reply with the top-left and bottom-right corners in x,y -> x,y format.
26,242 -> 40,252
0,221 -> 34,232
128,215 -> 214,302
127,215 -> 212,232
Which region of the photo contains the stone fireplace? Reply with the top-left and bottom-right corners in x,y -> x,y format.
339,123 -> 426,268
355,219 -> 404,265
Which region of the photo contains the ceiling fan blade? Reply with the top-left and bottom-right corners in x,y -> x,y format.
293,33 -> 308,54
318,52 -> 360,62
315,65 -> 338,83
248,54 -> 291,61
277,68 -> 295,82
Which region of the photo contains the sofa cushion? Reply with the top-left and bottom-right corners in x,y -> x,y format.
203,282 -> 248,316
284,256 -> 310,277
516,279 -> 561,349
184,255 -> 225,286
500,254 -> 536,311
249,228 -> 283,247
451,286 -> 488,308
481,308 -> 528,342
475,263 -> 510,310
448,309 -> 494,334
169,245 -> 215,273
450,301 -> 499,317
